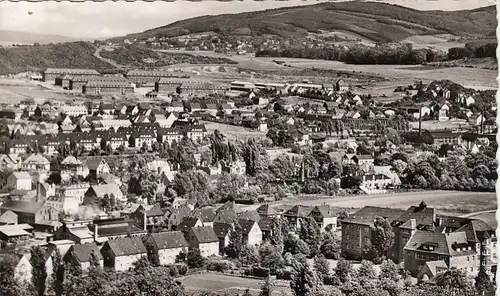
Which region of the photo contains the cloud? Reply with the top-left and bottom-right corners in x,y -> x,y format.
0,0 -> 495,39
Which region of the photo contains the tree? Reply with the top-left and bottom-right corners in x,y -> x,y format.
0,253 -> 24,296
299,217 -> 321,257
290,258 -> 322,296
52,249 -> 65,296
239,245 -> 259,266
475,267 -> 493,295
242,288 -> 252,296
371,217 -> 395,258
225,221 -> 243,259
259,243 -> 284,273
259,276 -> 273,296
334,258 -> 353,284
435,268 -> 467,290
320,232 -> 341,259
243,138 -> 261,176
187,249 -> 205,268
357,260 -> 377,282
269,217 -> 284,253
314,255 -> 330,282
379,259 -> 399,283
31,245 -> 48,296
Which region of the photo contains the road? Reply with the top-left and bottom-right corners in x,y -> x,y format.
93,46 -> 126,69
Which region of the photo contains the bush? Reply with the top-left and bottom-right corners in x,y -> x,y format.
175,264 -> 188,275
168,265 -> 179,277
246,266 -> 270,278
276,268 -> 293,280
206,260 -> 232,272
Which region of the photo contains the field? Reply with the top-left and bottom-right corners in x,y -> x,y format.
270,190 -> 497,218
180,273 -> 291,295
466,211 -> 497,228
159,50 -> 497,91
401,34 -> 465,51
409,120 -> 469,130
202,121 -> 266,140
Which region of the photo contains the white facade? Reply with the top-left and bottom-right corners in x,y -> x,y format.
158,247 -> 188,266
199,242 -> 219,258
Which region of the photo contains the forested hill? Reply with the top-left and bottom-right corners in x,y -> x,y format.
111,2 -> 496,43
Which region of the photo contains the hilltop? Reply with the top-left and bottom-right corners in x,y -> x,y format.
0,30 -> 88,46
110,2 -> 496,43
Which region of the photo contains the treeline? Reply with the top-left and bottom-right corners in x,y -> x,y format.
447,41 -> 497,60
256,44 -> 445,65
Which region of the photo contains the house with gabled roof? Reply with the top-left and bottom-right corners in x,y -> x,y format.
101,236 -> 147,271
0,210 -> 18,225
53,220 -> 94,244
21,154 -> 50,171
144,231 -> 189,266
308,205 -> 339,232
213,222 -> 231,254
238,219 -> 262,246
64,243 -> 103,270
186,226 -> 219,257
283,205 -> 314,230
84,157 -> 110,178
5,171 -> 32,191
177,217 -> 203,234
256,204 -> 278,218
0,200 -> 59,224
83,183 -> 124,205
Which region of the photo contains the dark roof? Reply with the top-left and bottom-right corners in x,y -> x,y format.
344,206 -> 406,227
238,210 -> 261,222
190,208 -> 216,223
190,226 -> 218,243
95,221 -> 144,237
148,231 -> 189,249
214,208 -> 238,224
284,205 -> 313,218
256,204 -> 277,216
258,216 -> 273,232
393,205 -> 437,230
213,222 -> 231,238
0,200 -> 45,214
85,157 -> 104,170
105,236 -> 147,256
177,217 -> 201,232
67,243 -> 102,263
238,219 -> 257,235
310,205 -> 339,218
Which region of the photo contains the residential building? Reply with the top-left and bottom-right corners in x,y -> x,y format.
5,171 -> 32,191
184,125 -> 208,142
155,78 -> 186,93
21,154 -> 50,171
308,205 -> 338,232
431,131 -> 463,147
101,236 -> 147,272
85,158 -> 110,177
283,205 -> 313,230
59,105 -> 88,117
177,217 -> 203,234
53,220 -> 94,244
64,243 -> 104,270
143,231 -> 189,265
238,219 -> 263,246
351,155 -> 374,172
213,222 -> 231,254
359,173 -> 393,190
186,226 -> 219,257
83,183 -> 124,205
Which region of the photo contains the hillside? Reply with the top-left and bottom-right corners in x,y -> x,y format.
0,30 -> 85,45
0,42 -> 114,75
112,2 -> 496,43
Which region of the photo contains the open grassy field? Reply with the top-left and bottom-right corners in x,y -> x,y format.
271,190 -> 496,217
202,121 -> 266,140
180,273 -> 291,295
466,211 -> 497,228
409,120 -> 470,130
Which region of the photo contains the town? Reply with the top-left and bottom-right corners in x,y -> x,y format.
0,61 -> 496,296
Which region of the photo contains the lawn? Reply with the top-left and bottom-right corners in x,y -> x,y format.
202,121 -> 267,140
180,273 -> 291,295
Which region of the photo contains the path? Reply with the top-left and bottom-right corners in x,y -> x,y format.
460,209 -> 496,218
93,46 -> 125,69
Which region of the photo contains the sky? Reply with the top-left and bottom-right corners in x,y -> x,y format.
0,0 -> 496,39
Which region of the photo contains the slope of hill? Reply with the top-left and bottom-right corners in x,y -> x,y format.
0,30 -> 86,45
0,42 -> 114,75
111,2 -> 496,43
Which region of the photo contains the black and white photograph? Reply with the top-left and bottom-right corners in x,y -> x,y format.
0,0 -> 497,295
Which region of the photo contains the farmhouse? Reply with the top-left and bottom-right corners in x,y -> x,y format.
144,231 -> 189,266
101,236 -> 147,271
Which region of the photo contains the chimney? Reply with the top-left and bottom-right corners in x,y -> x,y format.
143,210 -> 147,231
